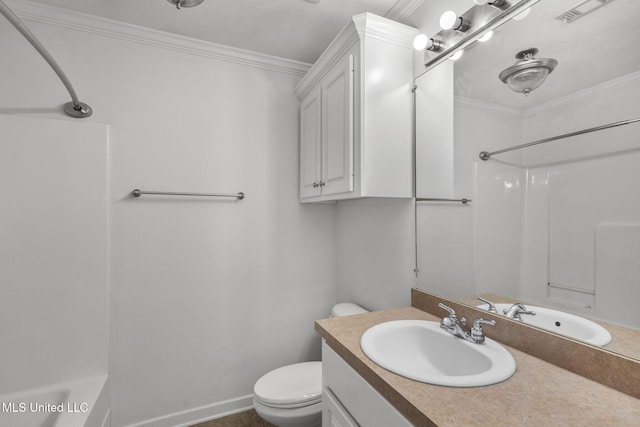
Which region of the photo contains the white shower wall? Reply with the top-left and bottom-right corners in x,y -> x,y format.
0,114 -> 109,394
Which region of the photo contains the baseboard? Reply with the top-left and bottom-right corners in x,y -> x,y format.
124,395 -> 254,427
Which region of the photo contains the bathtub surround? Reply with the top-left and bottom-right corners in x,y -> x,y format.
0,115 -> 109,397
0,375 -> 110,427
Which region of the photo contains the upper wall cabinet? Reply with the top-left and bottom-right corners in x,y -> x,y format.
295,13 -> 417,203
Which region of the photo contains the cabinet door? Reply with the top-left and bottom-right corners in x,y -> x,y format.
321,53 -> 354,196
300,87 -> 322,199
323,387 -> 359,427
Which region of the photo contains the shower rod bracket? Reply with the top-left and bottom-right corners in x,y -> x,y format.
64,101 -> 93,119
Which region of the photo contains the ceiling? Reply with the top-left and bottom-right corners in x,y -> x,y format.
21,0 -> 405,64
15,0 -> 638,109
454,0 -> 640,110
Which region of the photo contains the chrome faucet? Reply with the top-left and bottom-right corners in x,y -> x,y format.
503,303 -> 536,321
477,296 -> 498,313
438,303 -> 495,345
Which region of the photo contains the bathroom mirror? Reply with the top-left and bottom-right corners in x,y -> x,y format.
415,0 -> 640,361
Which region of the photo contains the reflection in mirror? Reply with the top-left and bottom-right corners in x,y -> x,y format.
415,0 -> 640,361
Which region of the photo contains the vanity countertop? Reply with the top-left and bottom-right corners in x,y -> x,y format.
315,306 -> 640,427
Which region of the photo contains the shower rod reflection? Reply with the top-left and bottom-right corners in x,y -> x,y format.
479,118 -> 640,161
416,197 -> 471,204
132,189 -> 245,200
0,0 -> 92,118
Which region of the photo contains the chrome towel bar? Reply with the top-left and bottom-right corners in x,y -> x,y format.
416,197 -> 471,204
479,118 -> 640,161
131,189 -> 245,199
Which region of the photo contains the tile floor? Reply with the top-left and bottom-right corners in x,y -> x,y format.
191,409 -> 277,427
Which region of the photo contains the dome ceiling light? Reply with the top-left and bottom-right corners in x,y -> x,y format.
166,0 -> 205,10
498,48 -> 557,96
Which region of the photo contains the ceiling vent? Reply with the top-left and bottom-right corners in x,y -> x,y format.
556,0 -> 614,23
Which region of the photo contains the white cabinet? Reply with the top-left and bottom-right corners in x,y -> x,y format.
300,54 -> 354,199
322,342 -> 413,427
322,386 -> 359,427
296,13 -> 417,202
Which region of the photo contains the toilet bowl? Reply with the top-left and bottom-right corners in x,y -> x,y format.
253,303 -> 368,427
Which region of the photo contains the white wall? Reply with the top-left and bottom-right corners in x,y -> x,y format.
333,0 -> 471,310
0,3 -> 337,426
336,199 -> 415,310
0,114 -> 109,395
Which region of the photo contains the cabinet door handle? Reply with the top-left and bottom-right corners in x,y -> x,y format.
312,182 -> 319,188
319,181 -> 325,187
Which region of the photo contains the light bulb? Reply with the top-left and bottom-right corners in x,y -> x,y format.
478,31 -> 494,42
513,8 -> 531,20
413,34 -> 429,51
450,50 -> 464,61
439,11 -> 458,30
474,0 -> 489,4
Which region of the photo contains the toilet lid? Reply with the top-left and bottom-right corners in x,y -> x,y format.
254,362 -> 322,408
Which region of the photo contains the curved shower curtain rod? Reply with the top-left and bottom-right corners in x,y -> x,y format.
0,0 -> 92,118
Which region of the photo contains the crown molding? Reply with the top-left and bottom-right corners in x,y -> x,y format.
353,12 -> 417,49
295,12 -> 416,100
385,0 -> 425,22
5,0 -> 311,76
455,96 -> 523,119
522,71 -> 640,118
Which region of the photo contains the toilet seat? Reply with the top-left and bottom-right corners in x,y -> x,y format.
254,362 -> 322,409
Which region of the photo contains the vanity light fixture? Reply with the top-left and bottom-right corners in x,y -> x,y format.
166,0 -> 204,9
413,35 -> 443,52
439,11 -> 472,32
413,34 -> 429,50
498,48 -> 558,96
478,30 -> 494,42
488,0 -> 510,9
450,50 -> 464,61
415,0 -> 542,75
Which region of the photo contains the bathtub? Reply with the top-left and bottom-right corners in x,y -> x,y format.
0,375 -> 109,427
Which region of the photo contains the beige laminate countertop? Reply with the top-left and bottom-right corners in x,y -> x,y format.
315,306 -> 640,427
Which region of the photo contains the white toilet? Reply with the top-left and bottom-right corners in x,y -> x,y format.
253,303 -> 368,427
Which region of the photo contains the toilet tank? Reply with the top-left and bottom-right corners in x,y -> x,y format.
331,303 -> 368,317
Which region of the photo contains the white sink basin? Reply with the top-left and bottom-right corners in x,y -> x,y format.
477,303 -> 612,346
360,320 -> 515,387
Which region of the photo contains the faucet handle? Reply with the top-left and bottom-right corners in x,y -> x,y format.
477,296 -> 497,313
438,302 -> 456,319
472,318 -> 496,328
470,318 -> 496,344
514,310 -> 536,321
